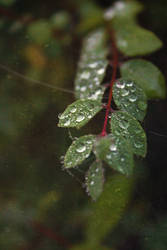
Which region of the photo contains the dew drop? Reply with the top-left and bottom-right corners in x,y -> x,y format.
110,143 -> 117,151
70,107 -> 77,113
89,62 -> 98,68
76,145 -> 86,153
76,115 -> 85,122
64,120 -> 70,126
80,86 -> 87,92
134,142 -> 142,148
121,89 -> 129,96
97,68 -> 105,75
129,95 -> 137,102
80,71 -> 90,79
116,81 -> 125,89
90,181 -> 94,185
126,81 -> 133,87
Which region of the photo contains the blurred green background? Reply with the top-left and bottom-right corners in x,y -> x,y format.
0,0 -> 167,249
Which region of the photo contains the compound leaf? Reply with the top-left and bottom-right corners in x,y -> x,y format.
75,29 -> 107,102
94,134 -> 134,175
113,79 -> 147,121
85,160 -> 104,201
58,99 -> 102,129
64,135 -> 95,168
110,111 -> 147,157
120,59 -> 166,99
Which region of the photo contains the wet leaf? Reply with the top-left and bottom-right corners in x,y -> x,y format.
120,59 -> 166,99
64,135 -> 95,168
110,111 -> 147,157
94,134 -> 134,175
75,29 -> 107,102
58,99 -> 102,129
113,79 -> 147,121
86,160 -> 104,201
86,174 -> 134,245
113,21 -> 162,56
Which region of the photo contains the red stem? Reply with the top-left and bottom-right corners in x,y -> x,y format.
101,28 -> 118,136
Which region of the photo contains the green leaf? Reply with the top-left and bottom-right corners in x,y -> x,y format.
120,59 -> 166,99
86,174 -> 134,245
94,134 -> 134,175
75,29 -> 107,102
58,99 -> 102,129
85,160 -> 104,201
110,111 -> 147,157
113,79 -> 147,121
64,135 -> 95,168
113,21 -> 162,56
104,0 -> 143,21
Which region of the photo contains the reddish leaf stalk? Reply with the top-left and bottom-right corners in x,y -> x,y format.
101,28 -> 118,136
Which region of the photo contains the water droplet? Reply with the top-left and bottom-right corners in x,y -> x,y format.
126,81 -> 133,87
97,68 -> 105,75
138,101 -> 147,111
90,181 -> 94,185
106,154 -> 112,159
80,71 -> 90,79
64,120 -> 70,126
89,62 -> 98,68
76,115 -> 85,122
134,142 -> 142,148
116,81 -> 125,89
121,89 -> 129,96
110,143 -> 117,151
76,145 -> 86,153
80,86 -> 86,92
119,121 -> 129,129
129,95 -> 137,102
70,107 -> 77,113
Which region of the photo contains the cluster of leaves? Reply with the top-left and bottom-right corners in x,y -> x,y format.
58,0 -> 166,201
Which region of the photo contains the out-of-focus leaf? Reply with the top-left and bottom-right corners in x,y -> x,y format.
58,99 -> 102,129
50,11 -> 70,29
113,21 -> 162,56
94,134 -> 134,175
75,29 -> 107,102
0,0 -> 16,6
86,174 -> 134,245
120,59 -> 166,99
27,19 -> 52,45
64,135 -> 95,168
113,79 -> 147,121
85,160 -> 104,201
110,111 -> 147,157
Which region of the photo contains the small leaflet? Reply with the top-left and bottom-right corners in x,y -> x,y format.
94,134 -> 134,176
75,29 -> 107,102
58,99 -> 102,129
113,78 -> 147,121
85,160 -> 104,201
120,59 -> 166,99
113,21 -> 162,56
64,135 -> 95,168
110,111 -> 147,157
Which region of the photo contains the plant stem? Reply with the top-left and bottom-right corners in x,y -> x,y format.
101,27 -> 118,136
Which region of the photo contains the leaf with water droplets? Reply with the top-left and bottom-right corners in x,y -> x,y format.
75,29 -> 107,102
113,20 -> 162,56
113,78 -> 147,121
85,160 -> 104,201
58,99 -> 102,129
94,134 -> 134,175
120,59 -> 166,99
110,111 -> 147,157
64,135 -> 95,168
